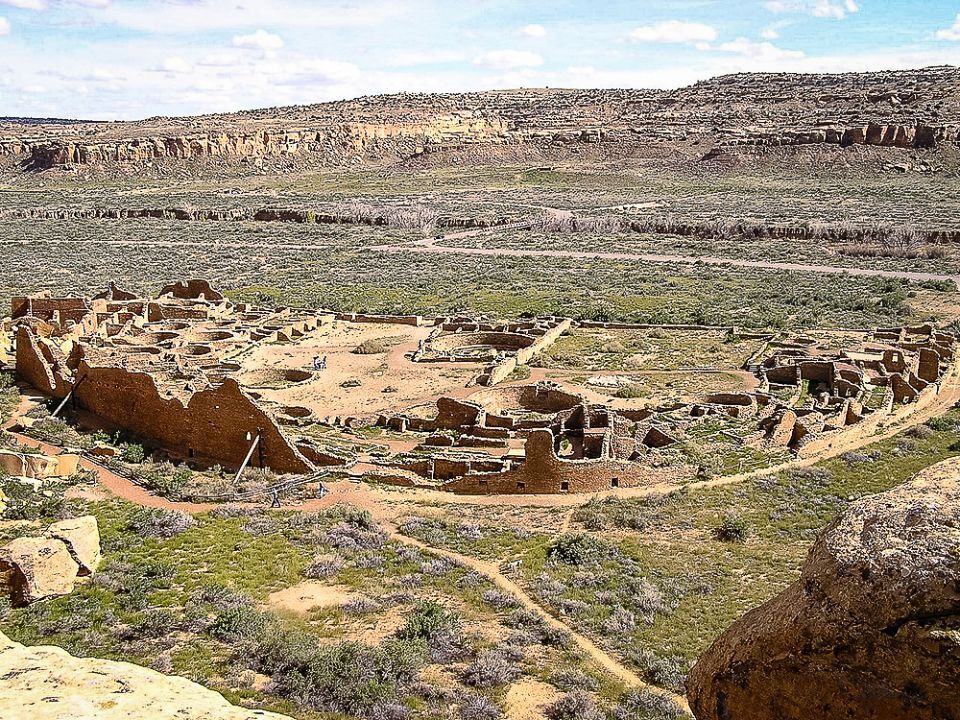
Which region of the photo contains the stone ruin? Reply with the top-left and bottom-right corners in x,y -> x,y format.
373,324 -> 957,494
4,283 -> 956,496
749,324 -> 956,457
9,281 -> 328,475
414,317 -> 572,386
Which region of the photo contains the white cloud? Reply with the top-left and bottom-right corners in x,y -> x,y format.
0,0 -> 46,9
761,20 -> 792,39
154,56 -> 191,74
766,0 -> 859,19
97,0 -> 411,33
233,29 -> 284,52
520,23 -> 547,38
0,15 -> 8,34
629,21 -> 717,44
0,0 -> 109,8
198,52 -> 239,67
271,58 -> 361,87
473,49 -> 543,70
936,14 -> 960,41
719,37 -> 805,61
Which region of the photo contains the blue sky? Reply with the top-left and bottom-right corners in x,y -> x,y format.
2,0 -> 960,119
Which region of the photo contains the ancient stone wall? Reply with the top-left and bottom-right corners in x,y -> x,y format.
443,429 -> 686,494
72,364 -> 312,474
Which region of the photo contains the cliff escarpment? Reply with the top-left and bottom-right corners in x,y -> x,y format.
2,65 -> 959,171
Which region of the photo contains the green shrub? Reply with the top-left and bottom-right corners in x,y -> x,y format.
128,508 -> 196,538
713,515 -> 750,543
209,606 -> 268,643
547,534 -> 606,566
615,384 -> 644,399
0,478 -> 64,521
238,622 -> 425,715
397,600 -> 460,643
926,416 -> 959,432
122,444 -> 146,464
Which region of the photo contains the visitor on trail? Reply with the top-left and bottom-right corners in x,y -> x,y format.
320,355 -> 328,370
312,356 -> 321,371
270,490 -> 281,508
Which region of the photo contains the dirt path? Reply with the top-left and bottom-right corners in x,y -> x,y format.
10,232 -> 955,284
369,240 -> 960,285
382,522 -> 690,709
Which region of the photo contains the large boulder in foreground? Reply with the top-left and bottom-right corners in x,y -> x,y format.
688,457 -> 960,720
0,631 -> 291,719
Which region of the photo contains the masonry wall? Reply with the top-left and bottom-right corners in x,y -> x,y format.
72,363 -> 312,474
15,327 -> 69,398
443,428 -> 686,494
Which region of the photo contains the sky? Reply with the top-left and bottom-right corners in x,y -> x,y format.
2,0 -> 960,120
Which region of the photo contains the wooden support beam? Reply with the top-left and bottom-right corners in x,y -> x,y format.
234,431 -> 261,485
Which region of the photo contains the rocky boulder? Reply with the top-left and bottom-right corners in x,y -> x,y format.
45,516 -> 101,576
688,457 -> 960,720
0,515 -> 101,606
0,537 -> 79,606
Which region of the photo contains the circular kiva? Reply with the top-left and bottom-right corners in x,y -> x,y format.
429,332 -> 535,354
468,384 -> 582,415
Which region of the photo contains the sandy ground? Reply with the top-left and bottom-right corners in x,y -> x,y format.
505,678 -> 562,720
267,581 -> 358,614
239,322 -> 479,418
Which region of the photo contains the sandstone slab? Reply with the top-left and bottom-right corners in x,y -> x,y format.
0,631 -> 292,720
45,515 -> 101,576
0,536 -> 79,606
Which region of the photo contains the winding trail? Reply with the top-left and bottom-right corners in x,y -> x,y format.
382,525 -> 681,703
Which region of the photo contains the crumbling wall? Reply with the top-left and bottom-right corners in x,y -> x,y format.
444,428 -> 686,494
15,327 -> 70,398
72,364 -> 311,474
11,297 -> 90,324
156,280 -> 224,303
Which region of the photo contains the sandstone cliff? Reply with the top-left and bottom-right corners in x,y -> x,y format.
2,66 -> 958,171
687,457 -> 960,720
0,631 -> 292,720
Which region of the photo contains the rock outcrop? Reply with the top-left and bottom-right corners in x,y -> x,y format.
45,516 -> 101,576
0,515 -> 101,606
687,458 -> 960,720
0,631 -> 292,719
0,536 -> 79,606
3,66 -> 959,171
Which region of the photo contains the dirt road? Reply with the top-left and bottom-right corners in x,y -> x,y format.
369,238 -> 960,285
7,229 -> 955,285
